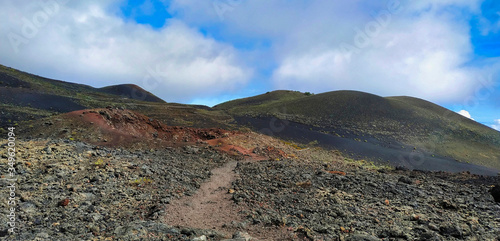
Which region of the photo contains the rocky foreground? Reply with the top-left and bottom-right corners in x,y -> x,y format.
234,160 -> 500,240
0,139 -> 233,240
1,138 -> 500,240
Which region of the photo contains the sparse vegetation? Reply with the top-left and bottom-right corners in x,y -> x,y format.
92,158 -> 107,168
283,141 -> 304,150
129,177 -> 153,186
307,140 -> 319,146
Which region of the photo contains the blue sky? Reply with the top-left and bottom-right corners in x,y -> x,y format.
0,0 -> 499,129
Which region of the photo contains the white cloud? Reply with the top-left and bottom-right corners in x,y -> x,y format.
0,0 -> 252,102
170,0 -> 498,103
270,1 -> 494,102
457,110 -> 474,120
492,119 -> 500,131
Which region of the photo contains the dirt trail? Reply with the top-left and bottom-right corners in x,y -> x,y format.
163,161 -> 243,233
162,137 -> 296,240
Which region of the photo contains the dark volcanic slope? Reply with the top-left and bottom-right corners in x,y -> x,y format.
0,65 -> 233,129
99,84 -> 165,103
235,116 -> 498,176
0,65 -> 162,124
215,90 -> 500,171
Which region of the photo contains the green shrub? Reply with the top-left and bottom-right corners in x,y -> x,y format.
130,177 -> 153,186
92,158 -> 106,168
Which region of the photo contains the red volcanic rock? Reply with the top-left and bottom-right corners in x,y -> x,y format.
59,198 -> 70,207
57,108 -> 237,148
327,170 -> 346,176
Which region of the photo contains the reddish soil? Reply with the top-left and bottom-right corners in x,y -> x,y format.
206,138 -> 269,161
58,108 -> 238,148
28,108 -> 317,163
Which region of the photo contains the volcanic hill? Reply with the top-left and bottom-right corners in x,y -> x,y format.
215,90 -> 500,172
0,64 -> 233,129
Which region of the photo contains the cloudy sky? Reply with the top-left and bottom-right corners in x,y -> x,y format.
1,0 -> 499,129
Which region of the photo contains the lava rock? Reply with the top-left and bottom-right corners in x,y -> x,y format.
345,234 -> 381,241
398,176 -> 413,184
490,185 -> 500,202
